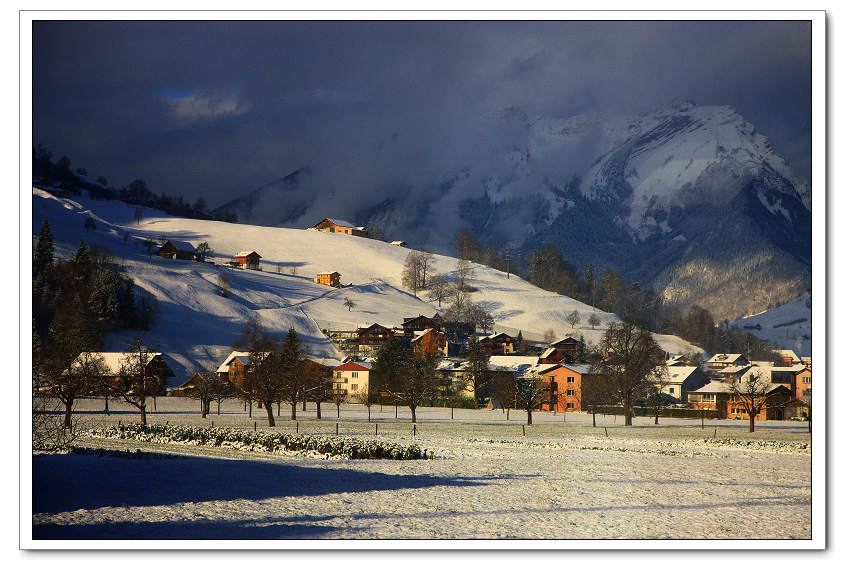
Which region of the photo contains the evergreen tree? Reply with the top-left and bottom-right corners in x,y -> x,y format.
71,240 -> 92,280
34,219 -> 54,277
464,336 -> 491,408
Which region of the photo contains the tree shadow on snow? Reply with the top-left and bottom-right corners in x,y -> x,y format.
32,453 -> 491,514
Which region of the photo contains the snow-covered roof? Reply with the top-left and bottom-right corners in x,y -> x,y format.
561,364 -> 593,375
664,366 -> 699,383
690,381 -> 734,394
318,218 -> 364,230
160,239 -> 195,252
540,347 -> 557,359
488,355 -> 539,372
774,349 -> 801,362
317,271 -> 341,276
707,353 -> 745,363
73,352 -> 165,376
390,240 -> 407,246
719,365 -> 752,375
216,351 -> 251,373
235,251 -> 261,258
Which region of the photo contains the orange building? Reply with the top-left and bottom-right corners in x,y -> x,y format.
314,271 -> 341,287
312,218 -> 368,237
534,363 -> 602,412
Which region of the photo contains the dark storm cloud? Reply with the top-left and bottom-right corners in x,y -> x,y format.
33,20 -> 812,220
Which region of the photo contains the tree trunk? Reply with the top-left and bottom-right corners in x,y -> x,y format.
527,408 -> 532,425
104,395 -> 110,415
624,400 -> 633,426
506,408 -> 510,421
217,400 -> 221,415
316,401 -> 322,419
749,414 -> 755,433
265,401 -> 275,427
336,404 -> 340,418
302,401 -> 306,411
64,400 -> 73,428
153,396 -> 157,411
201,400 -> 208,418
410,406 -> 417,423
248,400 -> 253,418
290,401 -> 297,420
140,405 -> 147,425
592,409 -> 596,427
654,414 -> 659,425
367,406 -> 371,422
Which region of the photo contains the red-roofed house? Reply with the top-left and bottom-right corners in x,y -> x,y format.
332,361 -> 372,399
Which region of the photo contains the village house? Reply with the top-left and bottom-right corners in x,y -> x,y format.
538,346 -> 572,365
157,239 -> 196,261
658,366 -> 708,403
72,351 -> 175,388
230,251 -> 261,270
687,381 -> 732,418
411,328 -> 450,357
356,323 -> 394,352
402,314 -> 443,336
312,218 -> 368,237
687,379 -> 792,420
550,336 -> 580,361
332,361 -> 372,399
390,240 -> 408,247
705,353 -> 750,376
480,332 -> 516,356
435,360 -> 472,398
666,354 -> 692,367
169,372 -> 204,397
216,351 -> 254,388
314,271 -> 342,287
773,349 -> 803,367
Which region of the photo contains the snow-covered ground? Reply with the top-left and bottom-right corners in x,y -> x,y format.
31,398 -> 811,541
731,294 -> 811,355
32,188 -> 704,384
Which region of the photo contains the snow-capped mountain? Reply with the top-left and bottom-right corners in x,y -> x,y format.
217,102 -> 811,321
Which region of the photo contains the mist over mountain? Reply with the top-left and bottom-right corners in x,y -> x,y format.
215,102 -> 811,321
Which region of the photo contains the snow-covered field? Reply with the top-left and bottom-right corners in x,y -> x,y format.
31,398 -> 811,541
33,188 -> 704,384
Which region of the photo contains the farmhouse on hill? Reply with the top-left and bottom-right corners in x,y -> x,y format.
157,239 -> 196,261
312,218 -> 368,237
315,271 -> 342,287
230,251 -> 262,270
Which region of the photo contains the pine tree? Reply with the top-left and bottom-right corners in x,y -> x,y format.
72,240 -> 92,280
34,219 -> 54,277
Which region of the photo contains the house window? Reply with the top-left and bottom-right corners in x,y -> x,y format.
351,384 -> 358,391
669,387 -> 675,394
566,389 -> 575,396
549,376 -> 555,382
352,371 -> 358,378
335,371 -> 342,378
329,227 -> 335,232
567,376 -> 575,383
566,403 -> 575,409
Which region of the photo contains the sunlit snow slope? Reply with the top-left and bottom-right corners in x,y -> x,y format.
33,188 -> 703,385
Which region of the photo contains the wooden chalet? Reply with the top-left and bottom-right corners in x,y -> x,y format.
356,323 -> 394,351
390,240 -> 408,247
312,218 -> 368,237
402,314 -> 443,336
157,240 -> 196,261
232,251 -> 261,270
314,271 -> 342,287
411,328 -> 448,357
480,333 -> 516,356
550,337 -> 579,361
538,346 -> 573,365
688,380 -> 792,420
169,372 -> 203,397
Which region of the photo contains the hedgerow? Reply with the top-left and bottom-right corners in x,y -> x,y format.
88,423 -> 434,460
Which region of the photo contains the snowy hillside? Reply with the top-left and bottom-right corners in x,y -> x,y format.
731,294 -> 811,355
33,187 -> 703,385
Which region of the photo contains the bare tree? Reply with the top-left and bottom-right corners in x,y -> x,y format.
50,352 -> 106,428
217,272 -> 231,298
133,207 -> 144,225
330,385 -> 347,418
343,297 -> 357,312
386,352 -> 439,423
543,329 -> 556,345
117,337 -> 166,425
402,252 -> 424,296
588,314 -> 601,330
644,368 -> 671,425
189,370 -> 233,418
354,379 -> 380,422
565,310 -> 581,330
729,371 -> 779,433
426,274 -> 450,308
492,373 -> 517,420
455,259 -> 476,291
515,370 -> 548,426
592,322 -> 666,426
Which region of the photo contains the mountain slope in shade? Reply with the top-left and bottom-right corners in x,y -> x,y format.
212,167 -> 315,227
33,187 -> 705,384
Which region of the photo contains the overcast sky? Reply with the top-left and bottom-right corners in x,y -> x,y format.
33,20 -> 812,210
